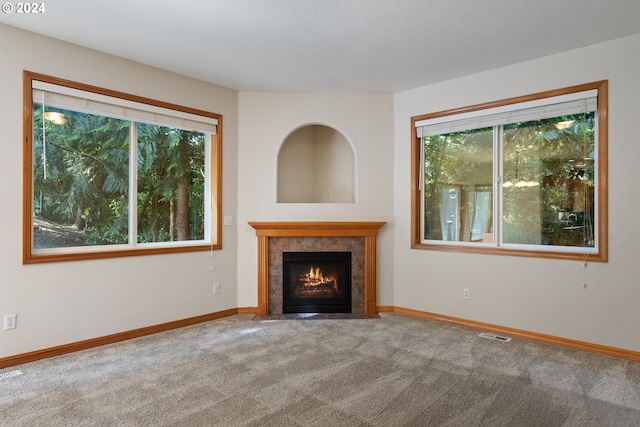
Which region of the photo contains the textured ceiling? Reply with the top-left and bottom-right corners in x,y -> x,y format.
2,0 -> 640,93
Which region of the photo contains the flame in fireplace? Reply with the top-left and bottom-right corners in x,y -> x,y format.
301,266 -> 338,291
308,266 -> 323,281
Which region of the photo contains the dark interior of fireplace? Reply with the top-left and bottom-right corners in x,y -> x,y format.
282,251 -> 352,313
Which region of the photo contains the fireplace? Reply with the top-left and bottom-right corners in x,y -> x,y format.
283,252 -> 352,313
248,221 -> 386,316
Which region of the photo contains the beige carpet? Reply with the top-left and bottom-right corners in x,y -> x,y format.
1,313 -> 640,426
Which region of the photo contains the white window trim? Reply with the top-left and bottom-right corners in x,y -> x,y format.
416,90 -> 597,137
33,81 -> 218,133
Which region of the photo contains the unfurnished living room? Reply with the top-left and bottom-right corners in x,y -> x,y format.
1,1 -> 640,426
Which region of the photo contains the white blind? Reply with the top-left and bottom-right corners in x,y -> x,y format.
33,81 -> 218,134
416,90 -> 597,138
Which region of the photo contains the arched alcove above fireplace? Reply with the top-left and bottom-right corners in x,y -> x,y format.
277,124 -> 355,203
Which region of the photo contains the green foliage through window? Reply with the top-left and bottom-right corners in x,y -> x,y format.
413,81 -> 607,260
25,72 -> 221,263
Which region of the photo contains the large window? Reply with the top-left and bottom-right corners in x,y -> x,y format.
23,72 -> 223,263
411,81 -> 607,261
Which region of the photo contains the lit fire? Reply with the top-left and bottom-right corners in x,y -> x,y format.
301,266 -> 338,292
306,266 -> 324,283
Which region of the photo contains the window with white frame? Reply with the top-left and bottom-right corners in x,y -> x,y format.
411,81 -> 608,261
23,72 -> 222,263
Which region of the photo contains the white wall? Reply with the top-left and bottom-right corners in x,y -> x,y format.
237,92 -> 394,309
277,125 -> 354,203
4,23 -> 639,359
0,25 -> 239,358
393,34 -> 640,352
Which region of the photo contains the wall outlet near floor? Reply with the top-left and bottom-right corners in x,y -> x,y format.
4,314 -> 17,330
213,283 -> 220,294
463,288 -> 470,300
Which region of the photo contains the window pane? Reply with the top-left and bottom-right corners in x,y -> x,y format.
137,124 -> 206,243
33,104 -> 130,249
25,73 -> 223,264
502,113 -> 595,247
423,128 -> 493,242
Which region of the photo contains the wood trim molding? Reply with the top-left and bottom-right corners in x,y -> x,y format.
411,80 -> 608,262
237,307 -> 258,315
248,221 -> 386,316
248,221 -> 387,237
3,304 -> 638,369
386,306 -> 640,362
22,70 -> 224,264
0,308 -> 239,370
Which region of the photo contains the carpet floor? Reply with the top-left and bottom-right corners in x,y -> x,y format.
1,313 -> 639,426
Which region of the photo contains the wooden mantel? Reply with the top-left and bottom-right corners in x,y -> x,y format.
248,221 -> 386,316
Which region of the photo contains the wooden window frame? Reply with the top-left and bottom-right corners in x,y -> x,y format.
23,71 -> 223,264
410,81 -> 608,262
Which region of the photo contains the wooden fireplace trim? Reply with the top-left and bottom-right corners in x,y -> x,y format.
248,221 -> 386,316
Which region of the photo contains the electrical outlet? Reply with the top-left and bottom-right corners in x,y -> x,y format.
213,283 -> 220,294
4,314 -> 17,330
463,288 -> 470,300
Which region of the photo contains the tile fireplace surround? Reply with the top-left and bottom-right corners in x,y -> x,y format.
248,222 -> 386,316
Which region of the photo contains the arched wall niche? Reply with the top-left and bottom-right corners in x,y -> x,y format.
277,124 -> 356,203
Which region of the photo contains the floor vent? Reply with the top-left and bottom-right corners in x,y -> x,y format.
479,332 -> 512,343
0,369 -> 23,380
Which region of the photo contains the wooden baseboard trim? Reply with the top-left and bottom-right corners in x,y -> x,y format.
5,305 -> 638,369
236,307 -> 258,315
388,306 -> 640,362
0,308 -> 239,369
